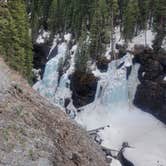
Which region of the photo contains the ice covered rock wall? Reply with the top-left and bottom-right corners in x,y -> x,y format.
33,34 -> 77,114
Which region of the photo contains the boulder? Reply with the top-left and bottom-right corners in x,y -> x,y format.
70,71 -> 98,108
33,43 -> 50,80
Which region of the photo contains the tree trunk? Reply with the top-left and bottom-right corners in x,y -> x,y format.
111,10 -> 115,60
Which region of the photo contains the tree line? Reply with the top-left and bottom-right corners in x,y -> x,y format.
0,0 -> 165,79
29,0 -> 165,71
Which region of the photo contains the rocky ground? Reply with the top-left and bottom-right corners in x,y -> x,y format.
0,57 -> 108,166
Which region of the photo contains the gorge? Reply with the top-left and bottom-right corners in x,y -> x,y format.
0,0 -> 166,166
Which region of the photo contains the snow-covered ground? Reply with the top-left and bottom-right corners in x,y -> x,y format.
76,104 -> 166,166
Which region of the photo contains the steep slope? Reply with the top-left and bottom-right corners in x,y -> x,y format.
0,57 -> 108,166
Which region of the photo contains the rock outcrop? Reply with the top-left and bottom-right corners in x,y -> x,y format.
134,48 -> 166,124
33,43 -> 50,81
0,57 -> 108,166
70,71 -> 98,108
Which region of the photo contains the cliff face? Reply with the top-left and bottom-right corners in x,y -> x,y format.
134,49 -> 166,124
0,58 -> 108,166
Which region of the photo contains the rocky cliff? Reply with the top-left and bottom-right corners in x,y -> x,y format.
0,57 -> 108,166
134,48 -> 166,124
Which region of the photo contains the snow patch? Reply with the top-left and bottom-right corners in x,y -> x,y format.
110,158 -> 122,166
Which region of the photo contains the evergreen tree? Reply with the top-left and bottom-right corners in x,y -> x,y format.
48,0 -> 58,37
137,0 -> 151,45
152,0 -> 166,51
122,0 -> 140,42
75,24 -> 90,72
0,0 -> 33,81
89,8 -> 101,60
0,2 -> 12,59
109,0 -> 119,59
89,0 -> 110,60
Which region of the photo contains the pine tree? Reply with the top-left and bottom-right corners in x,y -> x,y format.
123,0 -> 140,42
89,0 -> 110,61
89,8 -> 101,60
152,0 -> 166,51
0,2 -> 12,59
0,0 -> 33,81
48,0 -> 58,37
75,23 -> 90,72
137,0 -> 151,45
108,0 -> 119,59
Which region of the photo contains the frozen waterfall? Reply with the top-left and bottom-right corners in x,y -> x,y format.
33,34 -> 77,112
92,53 -> 137,112
33,42 -> 68,103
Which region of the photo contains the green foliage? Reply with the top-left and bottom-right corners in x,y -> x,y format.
75,29 -> 90,72
89,0 -> 110,60
1,0 -> 165,85
0,3 -> 11,57
29,0 -> 164,67
152,0 -> 166,51
122,0 -> 140,41
48,0 -> 58,37
0,1 -> 33,81
137,0 -> 151,30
